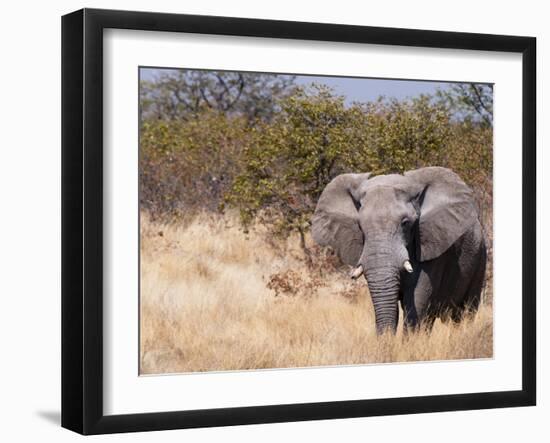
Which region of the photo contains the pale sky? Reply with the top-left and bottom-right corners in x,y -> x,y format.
294,75 -> 451,104
140,67 -> 459,104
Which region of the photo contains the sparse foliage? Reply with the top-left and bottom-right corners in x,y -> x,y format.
436,83 -> 493,127
140,110 -> 258,217
140,70 -> 296,123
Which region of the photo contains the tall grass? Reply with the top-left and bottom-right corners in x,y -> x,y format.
140,212 -> 492,374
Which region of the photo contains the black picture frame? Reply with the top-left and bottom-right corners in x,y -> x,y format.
61,8 -> 536,435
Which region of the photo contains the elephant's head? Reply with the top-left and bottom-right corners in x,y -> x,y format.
312,167 -> 478,334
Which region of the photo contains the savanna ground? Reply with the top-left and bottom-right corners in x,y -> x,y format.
140,212 -> 492,374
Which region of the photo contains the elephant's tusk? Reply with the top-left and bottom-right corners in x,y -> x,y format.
403,260 -> 413,273
350,265 -> 364,279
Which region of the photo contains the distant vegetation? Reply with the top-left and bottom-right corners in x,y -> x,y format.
140,71 -> 492,238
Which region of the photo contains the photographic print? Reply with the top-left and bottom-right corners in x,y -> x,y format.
138,68 -> 493,375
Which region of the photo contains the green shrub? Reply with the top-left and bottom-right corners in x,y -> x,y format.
228,88 -> 457,242
140,109 -> 257,218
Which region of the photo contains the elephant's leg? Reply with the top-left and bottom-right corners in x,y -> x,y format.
438,254 -> 485,324
463,245 -> 487,312
401,269 -> 434,332
412,269 -> 434,323
401,300 -> 417,333
401,282 -> 418,331
456,224 -> 487,313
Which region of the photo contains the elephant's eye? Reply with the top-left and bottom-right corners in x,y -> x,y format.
401,217 -> 411,228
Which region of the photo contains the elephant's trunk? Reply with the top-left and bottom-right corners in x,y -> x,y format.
361,236 -> 404,334
365,266 -> 400,334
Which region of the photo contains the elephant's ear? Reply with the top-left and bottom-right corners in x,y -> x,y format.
405,167 -> 478,262
311,173 -> 370,266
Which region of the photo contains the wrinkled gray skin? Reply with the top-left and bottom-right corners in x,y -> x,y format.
312,167 -> 486,334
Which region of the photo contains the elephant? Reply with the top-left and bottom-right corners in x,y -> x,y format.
311,166 -> 487,334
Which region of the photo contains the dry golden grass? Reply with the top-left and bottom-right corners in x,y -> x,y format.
140,212 -> 493,374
